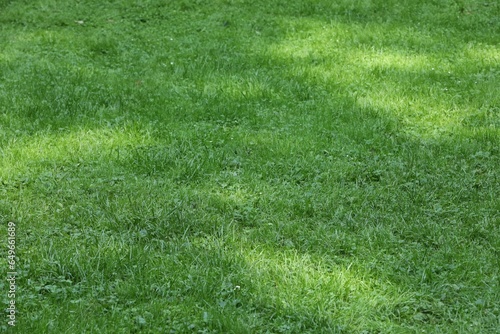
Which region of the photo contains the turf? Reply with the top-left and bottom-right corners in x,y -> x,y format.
0,0 -> 499,333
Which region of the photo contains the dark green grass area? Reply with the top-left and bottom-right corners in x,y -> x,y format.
0,0 -> 499,332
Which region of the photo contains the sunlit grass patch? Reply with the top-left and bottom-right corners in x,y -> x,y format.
266,18 -> 499,140
0,123 -> 152,177
241,246 -> 413,332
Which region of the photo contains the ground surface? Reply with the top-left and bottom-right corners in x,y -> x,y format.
0,0 -> 499,333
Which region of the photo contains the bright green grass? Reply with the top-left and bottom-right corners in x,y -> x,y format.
0,0 -> 499,332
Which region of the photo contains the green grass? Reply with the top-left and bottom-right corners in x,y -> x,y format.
0,0 -> 499,332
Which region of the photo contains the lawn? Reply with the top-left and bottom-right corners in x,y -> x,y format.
0,0 -> 499,332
